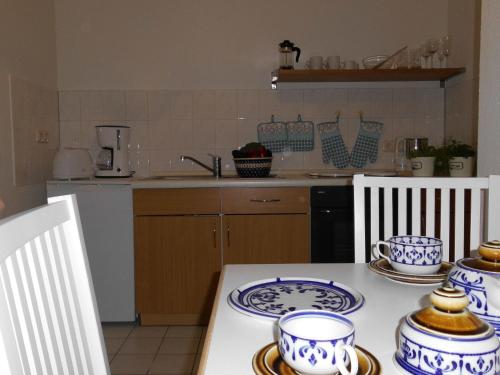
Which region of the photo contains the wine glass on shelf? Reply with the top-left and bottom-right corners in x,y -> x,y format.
426,38 -> 439,68
420,43 -> 431,69
439,36 -> 451,68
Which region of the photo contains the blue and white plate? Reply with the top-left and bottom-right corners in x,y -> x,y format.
227,277 -> 365,320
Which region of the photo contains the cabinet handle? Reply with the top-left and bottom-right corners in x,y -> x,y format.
212,226 -> 217,248
249,198 -> 281,203
226,225 -> 230,247
320,209 -> 334,214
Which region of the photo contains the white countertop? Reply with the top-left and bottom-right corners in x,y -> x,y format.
46,170 -> 400,189
199,263 -> 435,375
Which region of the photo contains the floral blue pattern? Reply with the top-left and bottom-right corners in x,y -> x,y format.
227,277 -> 365,320
395,329 -> 499,375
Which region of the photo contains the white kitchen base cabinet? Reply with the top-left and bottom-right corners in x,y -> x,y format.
46,182 -> 135,322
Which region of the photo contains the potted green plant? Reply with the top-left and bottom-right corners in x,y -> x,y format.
446,141 -> 475,177
409,145 -> 436,177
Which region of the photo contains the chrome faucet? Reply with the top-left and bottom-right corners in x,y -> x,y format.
180,154 -> 222,177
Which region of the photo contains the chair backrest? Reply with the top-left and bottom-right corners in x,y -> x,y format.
0,195 -> 110,375
353,174 -> 490,263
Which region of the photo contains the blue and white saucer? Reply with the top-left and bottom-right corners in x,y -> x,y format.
227,277 -> 365,320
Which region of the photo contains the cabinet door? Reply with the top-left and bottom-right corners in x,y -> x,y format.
223,214 -> 309,264
135,215 -> 221,325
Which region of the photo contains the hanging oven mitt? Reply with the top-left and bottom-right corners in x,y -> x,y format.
350,114 -> 383,168
317,113 -> 350,168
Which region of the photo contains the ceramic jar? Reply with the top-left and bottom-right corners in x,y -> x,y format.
394,287 -> 500,375
447,240 -> 500,337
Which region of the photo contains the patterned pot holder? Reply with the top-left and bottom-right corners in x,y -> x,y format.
286,115 -> 314,152
257,115 -> 288,153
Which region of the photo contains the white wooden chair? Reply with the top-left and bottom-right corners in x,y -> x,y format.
353,174 -> 491,263
0,194 -> 110,374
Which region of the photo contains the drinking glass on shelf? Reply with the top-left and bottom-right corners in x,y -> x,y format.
420,44 -> 431,68
439,36 -> 451,68
426,38 -> 439,68
409,48 -> 421,68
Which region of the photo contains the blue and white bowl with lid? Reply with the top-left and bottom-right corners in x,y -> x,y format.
447,240 -> 500,337
394,287 -> 500,375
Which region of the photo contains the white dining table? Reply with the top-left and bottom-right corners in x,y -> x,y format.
198,263 -> 438,375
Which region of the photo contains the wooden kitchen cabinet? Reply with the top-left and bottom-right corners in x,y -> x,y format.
134,188 -> 221,325
222,214 -> 309,264
221,187 -> 310,264
133,186 -> 311,325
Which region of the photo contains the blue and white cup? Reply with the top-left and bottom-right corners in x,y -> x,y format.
374,235 -> 443,275
278,310 -> 358,375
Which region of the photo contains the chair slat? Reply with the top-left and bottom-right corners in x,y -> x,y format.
470,189 -> 482,251
19,244 -> 51,375
383,187 -> 393,240
398,187 -> 407,234
411,188 -> 421,235
370,188 -> 379,260
425,189 -> 435,237
440,189 -> 451,262
48,227 -> 85,374
455,189 -> 465,260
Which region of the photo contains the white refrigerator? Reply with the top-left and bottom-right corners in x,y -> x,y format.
46,182 -> 135,322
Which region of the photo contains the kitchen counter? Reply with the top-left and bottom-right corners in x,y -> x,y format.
46,169 -> 401,189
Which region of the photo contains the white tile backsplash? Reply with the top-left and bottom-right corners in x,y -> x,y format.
58,87 -> 446,176
125,91 -> 148,121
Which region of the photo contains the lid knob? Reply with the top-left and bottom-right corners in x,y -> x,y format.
411,286 -> 490,335
478,240 -> 500,261
430,287 -> 469,312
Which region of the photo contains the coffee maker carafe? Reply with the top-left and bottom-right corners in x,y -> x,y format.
95,125 -> 132,177
279,40 -> 301,70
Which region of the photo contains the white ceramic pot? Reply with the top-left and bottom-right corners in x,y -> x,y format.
448,240 -> 500,337
449,156 -> 475,177
394,287 -> 500,375
410,157 -> 435,177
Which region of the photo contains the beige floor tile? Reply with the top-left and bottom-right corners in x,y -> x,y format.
149,354 -> 195,374
119,337 -> 162,354
103,324 -> 135,339
110,353 -> 155,375
129,326 -> 168,338
158,337 -> 200,354
165,326 -> 203,338
106,337 -> 126,355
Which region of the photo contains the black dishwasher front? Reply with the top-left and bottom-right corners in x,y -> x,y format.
311,186 -> 354,263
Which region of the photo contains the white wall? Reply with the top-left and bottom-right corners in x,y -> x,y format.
55,0 -> 448,90
0,0 -> 58,218
54,0 -> 451,175
477,0 -> 500,176
445,0 -> 481,146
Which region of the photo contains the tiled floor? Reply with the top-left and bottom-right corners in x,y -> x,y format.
102,323 -> 207,375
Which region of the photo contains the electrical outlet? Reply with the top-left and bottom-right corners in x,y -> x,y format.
35,130 -> 49,144
382,139 -> 395,152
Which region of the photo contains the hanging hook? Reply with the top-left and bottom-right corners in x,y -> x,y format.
335,111 -> 341,121
359,110 -> 364,122
297,114 -> 302,122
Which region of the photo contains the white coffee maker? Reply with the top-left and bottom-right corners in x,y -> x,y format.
95,125 -> 132,177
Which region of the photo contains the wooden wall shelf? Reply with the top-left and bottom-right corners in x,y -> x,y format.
272,68 -> 466,88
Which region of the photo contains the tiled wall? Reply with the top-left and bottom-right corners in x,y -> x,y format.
10,75 -> 59,185
58,88 -> 444,176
